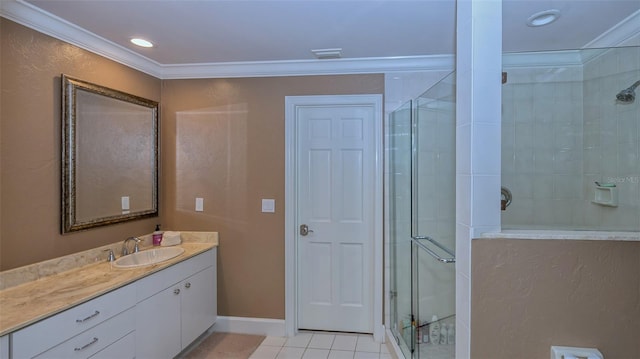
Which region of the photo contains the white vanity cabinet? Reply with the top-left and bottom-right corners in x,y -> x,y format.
180,265 -> 216,347
1,335 -> 9,359
4,246 -> 216,359
10,283 -> 136,359
135,249 -> 217,359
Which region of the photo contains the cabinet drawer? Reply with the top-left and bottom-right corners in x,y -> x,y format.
12,283 -> 135,359
88,330 -> 135,359
136,249 -> 215,301
32,308 -> 135,359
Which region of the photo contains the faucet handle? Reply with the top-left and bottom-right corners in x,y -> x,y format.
122,236 -> 141,256
103,249 -> 116,262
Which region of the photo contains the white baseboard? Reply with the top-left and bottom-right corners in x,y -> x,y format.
212,316 -> 286,337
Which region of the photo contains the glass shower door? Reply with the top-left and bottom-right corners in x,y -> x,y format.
389,100 -> 414,358
388,71 -> 456,359
411,72 -> 456,359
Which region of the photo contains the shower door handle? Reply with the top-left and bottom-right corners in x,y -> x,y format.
411,236 -> 456,264
300,224 -> 314,236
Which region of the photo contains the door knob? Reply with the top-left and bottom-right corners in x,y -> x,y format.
299,224 -> 314,236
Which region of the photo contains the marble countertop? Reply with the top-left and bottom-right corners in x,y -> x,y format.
0,232 -> 218,336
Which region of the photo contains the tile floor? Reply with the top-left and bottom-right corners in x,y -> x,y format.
249,332 -> 393,359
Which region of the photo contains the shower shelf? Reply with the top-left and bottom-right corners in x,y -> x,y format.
592,185 -> 618,207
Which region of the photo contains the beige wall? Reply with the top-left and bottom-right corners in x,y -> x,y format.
0,19 -> 162,269
1,18 -> 384,319
160,75 -> 384,318
471,238 -> 640,359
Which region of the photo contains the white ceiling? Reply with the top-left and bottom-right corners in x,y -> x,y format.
3,0 -> 640,77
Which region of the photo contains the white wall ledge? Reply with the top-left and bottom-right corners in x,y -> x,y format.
480,230 -> 640,241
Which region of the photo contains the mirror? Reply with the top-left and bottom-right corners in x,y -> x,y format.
61,74 -> 159,233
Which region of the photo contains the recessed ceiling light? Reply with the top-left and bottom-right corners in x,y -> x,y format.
130,38 -> 154,48
311,48 -> 342,59
526,9 -> 561,27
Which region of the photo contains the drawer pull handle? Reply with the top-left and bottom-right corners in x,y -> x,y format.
174,288 -> 181,295
74,337 -> 98,351
76,310 -> 100,323
185,282 -> 191,289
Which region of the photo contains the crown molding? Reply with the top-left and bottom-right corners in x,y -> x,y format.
502,50 -> 584,68
0,0 -> 165,78
503,7 -> 640,70
0,0 -> 453,79
583,9 -> 640,49
159,55 -> 455,79
2,0 -> 636,78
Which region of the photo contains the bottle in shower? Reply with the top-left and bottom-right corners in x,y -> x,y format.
447,323 -> 455,345
439,323 -> 447,344
429,315 -> 440,344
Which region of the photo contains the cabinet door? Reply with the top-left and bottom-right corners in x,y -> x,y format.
135,285 -> 181,359
181,265 -> 217,348
0,335 -> 8,359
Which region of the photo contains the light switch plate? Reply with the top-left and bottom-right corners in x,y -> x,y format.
121,196 -> 130,210
262,199 -> 275,213
195,197 -> 204,212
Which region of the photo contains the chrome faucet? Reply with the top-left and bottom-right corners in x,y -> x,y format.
104,248 -> 116,262
122,237 -> 141,256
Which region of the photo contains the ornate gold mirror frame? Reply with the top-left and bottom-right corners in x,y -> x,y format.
61,75 -> 159,233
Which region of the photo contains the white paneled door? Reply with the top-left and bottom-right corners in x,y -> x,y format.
295,102 -> 376,333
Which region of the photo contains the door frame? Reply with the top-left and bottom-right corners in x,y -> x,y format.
284,94 -> 384,342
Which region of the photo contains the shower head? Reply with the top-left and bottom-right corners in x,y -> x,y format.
616,80 -> 640,103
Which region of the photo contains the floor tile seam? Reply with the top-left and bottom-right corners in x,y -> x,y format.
302,346 -> 358,359
260,344 -> 380,352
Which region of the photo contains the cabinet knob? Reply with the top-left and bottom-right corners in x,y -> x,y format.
174,288 -> 181,295
185,282 -> 191,289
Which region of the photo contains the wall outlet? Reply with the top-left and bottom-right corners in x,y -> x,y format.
195,197 -> 204,212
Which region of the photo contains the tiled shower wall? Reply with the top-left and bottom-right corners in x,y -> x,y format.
583,47 -> 640,231
501,65 -> 584,228
501,47 -> 640,231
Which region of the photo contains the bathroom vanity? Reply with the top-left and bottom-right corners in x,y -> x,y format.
0,233 -> 218,359
11,283 -> 137,358
136,249 -> 216,358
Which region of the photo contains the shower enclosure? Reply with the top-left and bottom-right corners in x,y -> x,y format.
389,72 -> 456,359
388,44 -> 639,358
501,46 -> 640,232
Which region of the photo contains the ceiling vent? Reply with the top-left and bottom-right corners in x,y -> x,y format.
311,48 -> 343,59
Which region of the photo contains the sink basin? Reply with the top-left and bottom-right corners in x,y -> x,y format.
113,247 -> 185,268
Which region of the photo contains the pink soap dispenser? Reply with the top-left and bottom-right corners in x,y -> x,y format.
152,224 -> 163,246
